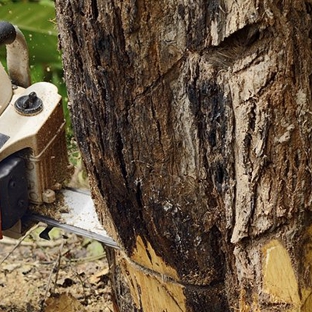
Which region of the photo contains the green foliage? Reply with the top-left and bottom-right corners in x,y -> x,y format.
0,0 -> 72,134
0,1 -> 58,64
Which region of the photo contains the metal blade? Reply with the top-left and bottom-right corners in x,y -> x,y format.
24,188 -> 119,249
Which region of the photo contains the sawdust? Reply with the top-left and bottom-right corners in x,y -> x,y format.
28,190 -> 69,221
0,228 -> 113,312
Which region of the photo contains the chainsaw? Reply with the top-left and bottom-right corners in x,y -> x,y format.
0,21 -> 118,249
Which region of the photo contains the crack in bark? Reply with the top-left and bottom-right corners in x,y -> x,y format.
116,132 -> 128,185
133,55 -> 186,101
90,0 -> 99,19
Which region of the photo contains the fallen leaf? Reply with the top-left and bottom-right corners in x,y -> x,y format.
44,293 -> 86,312
2,263 -> 21,272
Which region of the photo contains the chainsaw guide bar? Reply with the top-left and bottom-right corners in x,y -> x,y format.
23,188 -> 119,249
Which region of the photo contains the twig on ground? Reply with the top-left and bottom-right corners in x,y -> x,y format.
0,224 -> 40,266
67,253 -> 106,263
40,238 -> 64,311
0,235 -> 65,248
65,256 -> 89,305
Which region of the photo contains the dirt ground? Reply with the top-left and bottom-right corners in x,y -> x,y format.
0,226 -> 113,312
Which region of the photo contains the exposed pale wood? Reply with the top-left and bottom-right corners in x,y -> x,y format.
55,0 -> 312,310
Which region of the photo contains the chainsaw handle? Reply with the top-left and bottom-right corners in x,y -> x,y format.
0,21 -> 30,88
0,21 -> 16,45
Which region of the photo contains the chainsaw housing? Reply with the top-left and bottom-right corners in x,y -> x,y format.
0,21 -> 71,237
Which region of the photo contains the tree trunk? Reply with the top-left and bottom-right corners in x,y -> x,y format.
55,1 -> 312,311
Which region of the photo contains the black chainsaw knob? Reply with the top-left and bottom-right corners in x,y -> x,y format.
14,92 -> 43,116
0,21 -> 16,45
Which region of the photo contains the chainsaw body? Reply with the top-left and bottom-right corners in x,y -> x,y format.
0,82 -> 69,204
0,22 -> 70,239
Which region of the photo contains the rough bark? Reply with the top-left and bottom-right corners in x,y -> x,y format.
56,0 -> 312,311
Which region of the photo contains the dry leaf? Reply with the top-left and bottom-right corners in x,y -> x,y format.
44,293 -> 86,312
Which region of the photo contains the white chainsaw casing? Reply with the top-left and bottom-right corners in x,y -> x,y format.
0,82 -> 70,204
